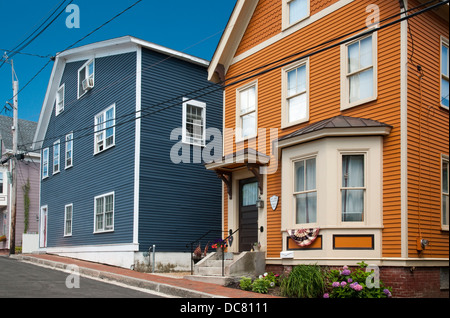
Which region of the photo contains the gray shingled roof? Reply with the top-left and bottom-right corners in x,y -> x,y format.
279,115 -> 393,141
0,115 -> 38,153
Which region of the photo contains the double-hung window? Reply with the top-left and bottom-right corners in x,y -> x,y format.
56,84 -> 65,116
53,140 -> 60,174
341,154 -> 366,222
42,148 -> 49,179
94,104 -> 115,154
283,0 -> 309,29
442,156 -> 449,230
64,204 -> 73,236
237,82 -> 257,140
283,59 -> 309,126
182,98 -> 206,146
294,157 -> 317,224
341,33 -> 377,109
441,37 -> 449,108
78,59 -> 94,98
94,192 -> 114,233
65,133 -> 73,168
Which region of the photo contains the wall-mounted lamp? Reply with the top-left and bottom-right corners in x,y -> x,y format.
256,196 -> 264,208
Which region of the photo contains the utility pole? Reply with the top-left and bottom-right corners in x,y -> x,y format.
6,56 -> 18,256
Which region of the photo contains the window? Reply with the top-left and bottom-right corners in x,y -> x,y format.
64,204 -> 73,236
283,59 -> 309,127
94,192 -> 114,233
341,154 -> 365,222
441,37 -> 449,108
56,84 -> 65,116
182,98 -> 206,146
442,156 -> 449,230
341,33 -> 377,109
237,82 -> 257,140
53,140 -> 60,174
65,133 -> 73,169
42,148 -> 49,179
78,59 -> 94,98
294,157 -> 317,224
0,171 -> 3,194
283,0 -> 309,29
94,104 -> 115,154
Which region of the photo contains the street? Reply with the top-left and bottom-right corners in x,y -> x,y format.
0,256 -> 165,298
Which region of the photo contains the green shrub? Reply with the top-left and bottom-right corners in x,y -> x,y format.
280,264 -> 326,298
251,277 -> 271,294
239,277 -> 253,291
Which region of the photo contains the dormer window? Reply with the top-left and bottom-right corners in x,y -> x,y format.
56,84 -> 65,116
78,59 -> 95,98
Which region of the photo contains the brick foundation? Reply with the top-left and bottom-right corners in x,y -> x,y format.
265,264 -> 449,298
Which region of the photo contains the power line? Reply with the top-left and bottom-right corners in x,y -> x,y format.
34,0 -> 444,134
4,0 -> 144,105
25,0 -> 449,154
0,0 -> 71,70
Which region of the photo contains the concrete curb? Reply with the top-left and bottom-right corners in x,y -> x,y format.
13,255 -> 224,298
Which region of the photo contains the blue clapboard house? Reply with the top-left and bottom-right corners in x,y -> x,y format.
32,36 -> 223,269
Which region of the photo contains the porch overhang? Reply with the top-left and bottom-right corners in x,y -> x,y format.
205,148 -> 270,199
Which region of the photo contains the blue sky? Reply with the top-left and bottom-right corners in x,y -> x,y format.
0,0 -> 236,123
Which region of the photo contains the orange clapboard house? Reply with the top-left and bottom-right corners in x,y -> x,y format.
205,0 -> 448,296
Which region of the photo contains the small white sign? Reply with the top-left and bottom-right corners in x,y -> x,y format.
280,251 -> 294,259
270,195 -> 278,211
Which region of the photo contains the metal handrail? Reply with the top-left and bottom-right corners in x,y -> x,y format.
186,229 -> 224,275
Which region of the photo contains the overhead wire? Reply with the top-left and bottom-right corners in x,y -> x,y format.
0,0 -> 71,70
22,0 -> 449,154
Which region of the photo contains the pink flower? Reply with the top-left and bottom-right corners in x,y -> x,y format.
332,281 -> 340,288
323,293 -> 329,298
340,281 -> 347,287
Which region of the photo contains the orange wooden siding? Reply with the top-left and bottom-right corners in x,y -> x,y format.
222,0 -> 448,259
406,0 -> 449,258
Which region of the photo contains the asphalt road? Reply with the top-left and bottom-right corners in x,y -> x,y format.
0,256 -> 164,298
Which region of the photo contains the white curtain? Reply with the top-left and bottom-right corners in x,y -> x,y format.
242,182 -> 258,206
295,158 -> 316,223
289,0 -> 308,24
342,155 -> 364,222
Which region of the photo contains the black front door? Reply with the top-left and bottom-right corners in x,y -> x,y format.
239,178 -> 259,252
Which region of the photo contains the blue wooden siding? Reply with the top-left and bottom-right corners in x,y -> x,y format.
139,48 -> 223,252
40,52 -> 137,248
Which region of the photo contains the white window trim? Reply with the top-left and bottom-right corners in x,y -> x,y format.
340,31 -> 378,110
292,154 -> 318,226
282,0 -> 310,31
441,36 -> 449,110
77,58 -> 95,99
236,81 -> 258,142
182,98 -> 206,147
64,203 -> 73,237
281,136 -> 382,232
42,148 -> 49,179
281,58 -> 310,128
94,104 -> 116,155
442,154 -> 449,231
53,140 -> 60,175
339,151 -> 367,224
94,191 -> 115,233
65,132 -> 73,169
56,83 -> 65,116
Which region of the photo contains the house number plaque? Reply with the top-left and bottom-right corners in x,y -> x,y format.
270,195 -> 278,211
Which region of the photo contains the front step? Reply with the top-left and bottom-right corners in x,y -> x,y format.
190,251 -> 265,285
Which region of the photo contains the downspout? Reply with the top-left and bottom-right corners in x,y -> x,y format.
400,0 -> 409,258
